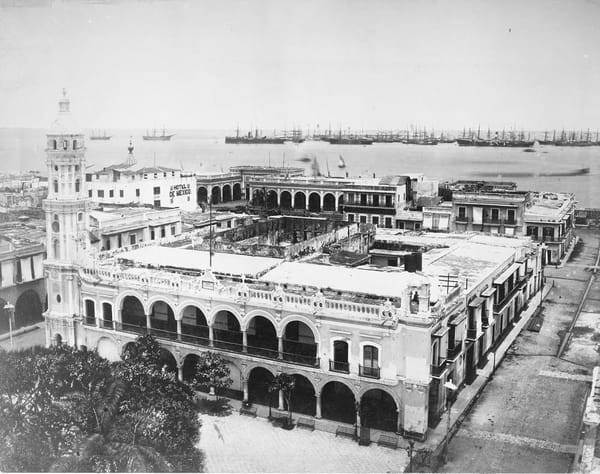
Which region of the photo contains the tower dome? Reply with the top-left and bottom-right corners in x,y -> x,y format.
49,88 -> 82,135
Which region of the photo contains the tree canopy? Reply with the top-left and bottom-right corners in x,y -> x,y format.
0,336 -> 205,473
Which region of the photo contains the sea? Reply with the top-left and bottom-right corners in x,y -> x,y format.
1,128 -> 598,208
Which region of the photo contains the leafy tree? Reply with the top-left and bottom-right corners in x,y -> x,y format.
269,373 -> 296,427
189,351 -> 232,398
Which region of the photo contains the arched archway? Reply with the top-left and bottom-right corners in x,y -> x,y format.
266,190 -> 278,209
149,300 -> 176,339
287,374 -> 316,416
283,320 -> 317,365
0,298 -> 10,334
308,193 -> 321,212
14,289 -> 43,329
197,187 -> 208,206
323,193 -> 336,211
247,316 -> 278,358
181,305 -> 209,345
211,186 -> 221,204
321,381 -> 356,424
122,341 -> 137,359
222,184 -> 232,203
280,191 -> 292,209
338,195 -> 344,209
121,295 -> 146,333
213,310 -> 242,351
252,189 -> 265,206
232,183 -> 242,201
248,367 -> 274,406
159,348 -> 177,374
182,353 -> 201,383
360,389 -> 398,432
293,191 -> 306,210
54,333 -> 63,346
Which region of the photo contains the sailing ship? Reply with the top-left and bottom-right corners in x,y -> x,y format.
89,130 -> 112,140
143,128 -> 175,141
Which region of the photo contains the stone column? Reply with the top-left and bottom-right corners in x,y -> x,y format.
291,192 -> 295,209
278,336 -> 284,359
396,407 -> 402,434
176,319 -> 182,341
95,311 -> 101,328
242,378 -> 249,403
315,394 -> 322,418
278,389 -> 284,410
314,341 -> 319,366
242,330 -> 248,352
305,191 -> 309,210
145,313 -> 151,332
177,365 -> 183,382
209,325 -> 214,347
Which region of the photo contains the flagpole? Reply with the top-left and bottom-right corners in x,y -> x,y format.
209,196 -> 213,269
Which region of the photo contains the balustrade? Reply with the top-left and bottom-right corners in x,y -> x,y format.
329,359 -> 350,373
359,365 -> 380,379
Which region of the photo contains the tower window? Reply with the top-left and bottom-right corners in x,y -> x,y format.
52,221 -> 60,232
88,190 -> 92,197
119,190 -> 124,198
63,140 -> 68,150
73,140 -> 77,149
52,140 -> 57,150
98,190 -> 104,198
53,180 -> 58,193
53,240 -> 60,259
75,179 -> 80,192
109,190 -> 114,198
78,212 -> 83,222
54,165 -> 59,172
75,165 -> 79,172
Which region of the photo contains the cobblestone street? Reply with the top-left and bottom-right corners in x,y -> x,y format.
439,228 -> 600,473
198,410 -> 408,473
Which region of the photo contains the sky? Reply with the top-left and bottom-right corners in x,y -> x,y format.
0,0 -> 599,131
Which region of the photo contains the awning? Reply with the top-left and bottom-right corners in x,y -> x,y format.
481,287 -> 496,297
494,263 -> 520,286
468,296 -> 485,308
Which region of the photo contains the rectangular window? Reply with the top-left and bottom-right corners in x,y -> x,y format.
360,215 -> 367,223
85,175 -> 92,182
150,229 -> 155,240
109,190 -> 114,198
363,345 -> 379,369
171,225 -> 176,235
348,214 -> 355,223
396,220 -> 404,229
129,234 -> 136,245
16,260 -> 22,283
458,207 -> 466,219
154,200 -> 161,207
415,223 -> 421,230
507,209 -> 515,223
161,227 -> 166,238
135,188 -> 140,197
153,186 -> 160,195
85,300 -> 95,325
117,235 -> 122,248
88,190 -> 92,197
372,195 -> 379,207
30,257 -> 35,280
372,216 -> 379,226
227,221 -> 232,228
119,190 -> 124,198
360,194 -> 367,205
385,195 -> 392,207
97,190 -> 104,198
491,208 -> 499,221
105,239 -> 111,250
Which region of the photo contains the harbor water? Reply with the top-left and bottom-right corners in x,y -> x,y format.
1,128 -> 598,208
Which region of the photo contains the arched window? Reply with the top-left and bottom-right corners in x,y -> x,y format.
75,179 -> 80,192
410,291 -> 420,314
78,212 -> 83,222
361,344 -> 380,378
52,140 -> 57,150
53,239 -> 60,259
53,180 -> 58,193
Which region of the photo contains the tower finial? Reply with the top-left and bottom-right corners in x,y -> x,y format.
58,88 -> 70,113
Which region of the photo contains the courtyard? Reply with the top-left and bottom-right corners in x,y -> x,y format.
197,407 -> 408,473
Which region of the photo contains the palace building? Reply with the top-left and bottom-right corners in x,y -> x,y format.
43,92 -> 543,442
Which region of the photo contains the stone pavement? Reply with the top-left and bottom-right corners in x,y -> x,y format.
437,228 -> 600,473
197,410 -> 408,473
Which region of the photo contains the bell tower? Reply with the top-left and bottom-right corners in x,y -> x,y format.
43,89 -> 90,347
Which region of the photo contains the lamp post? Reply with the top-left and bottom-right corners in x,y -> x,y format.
443,380 -> 458,462
3,302 -> 15,349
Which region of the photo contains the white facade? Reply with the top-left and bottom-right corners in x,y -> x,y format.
86,166 -> 197,211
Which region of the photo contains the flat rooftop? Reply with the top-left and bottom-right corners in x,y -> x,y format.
118,246 -> 282,278
259,261 -> 431,299
90,207 -> 178,224
525,192 -> 574,222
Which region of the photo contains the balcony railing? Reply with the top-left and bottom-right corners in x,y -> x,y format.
494,284 -> 521,313
83,316 -> 96,326
359,365 -> 380,379
329,359 -> 350,373
455,216 -> 470,223
431,360 -> 447,377
213,327 -> 243,352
